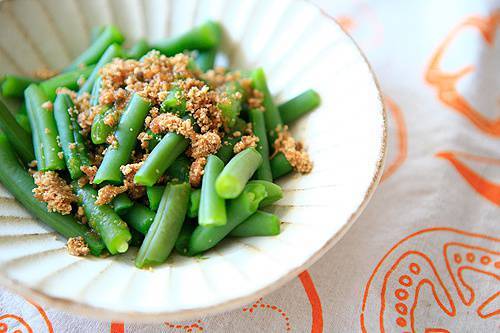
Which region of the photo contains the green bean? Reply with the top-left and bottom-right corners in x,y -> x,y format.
270,152 -> 293,179
151,21 -> 221,56
249,108 -> 272,181
216,136 -> 240,164
0,100 -> 34,163
40,66 -> 94,101
65,25 -> 124,72
129,228 -> 144,247
278,89 -> 320,124
136,182 -> 191,268
90,76 -> 102,106
53,93 -> 86,179
189,182 -> 268,255
120,203 -> 156,235
134,132 -> 189,186
90,105 -> 117,144
1,75 -> 39,98
74,183 -> 131,254
251,68 -> 282,142
146,185 -> 164,211
195,48 -> 217,72
229,211 -> 280,237
217,81 -> 244,128
215,147 -> 262,199
25,84 -> 64,171
25,96 -> 44,169
175,222 -> 195,256
70,110 -> 91,166
166,155 -> 191,182
15,112 -> 31,134
79,44 -> 122,95
112,193 -> 133,214
90,26 -> 105,44
160,86 -> 186,115
187,188 -> 201,218
231,117 -> 247,133
199,155 -> 226,226
248,180 -> 283,207
124,38 -> 150,59
0,133 -> 105,255
94,93 -> 151,184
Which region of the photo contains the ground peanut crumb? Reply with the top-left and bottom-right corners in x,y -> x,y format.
34,68 -> 58,80
57,151 -> 64,159
120,162 -> 145,199
103,111 -> 118,127
28,160 -> 37,168
41,101 -> 53,111
232,131 -> 242,137
273,126 -> 313,173
234,135 -> 259,153
247,89 -> 264,111
191,132 -> 221,159
106,134 -> 118,148
95,185 -> 128,205
67,236 -> 90,256
80,165 -> 97,184
137,131 -> 153,149
189,157 -> 207,187
69,143 -> 76,150
32,171 -> 77,215
76,206 -> 87,224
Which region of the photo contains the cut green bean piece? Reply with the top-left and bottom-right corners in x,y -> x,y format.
215,147 -> 262,199
166,155 -> 191,182
90,76 -> 102,106
135,182 -> 191,268
1,75 -> 39,98
124,38 -> 150,59
151,21 -> 221,56
0,134 -> 105,255
15,112 -> 31,134
25,84 -> 64,171
248,180 -> 283,207
175,222 -> 195,256
230,211 -> 280,237
0,100 -> 34,163
134,132 -> 189,186
79,44 -> 122,95
199,155 -> 226,226
74,184 -> 131,255
187,188 -> 201,218
147,186 -> 165,211
249,108 -> 272,181
216,136 -> 240,164
189,182 -> 268,255
94,93 -> 151,184
65,25 -> 124,72
25,93 -> 44,169
251,68 -> 283,142
217,81 -> 244,128
270,152 -> 293,179
40,66 -> 94,101
112,193 -> 134,214
195,48 -> 217,72
90,105 -> 116,144
120,203 -> 156,235
160,86 -> 186,115
54,93 -> 86,179
278,89 -> 320,124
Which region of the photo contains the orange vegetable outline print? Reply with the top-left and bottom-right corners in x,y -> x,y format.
381,96 -> 407,182
425,12 -> 500,137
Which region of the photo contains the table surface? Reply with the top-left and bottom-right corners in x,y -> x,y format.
1,0 -> 499,332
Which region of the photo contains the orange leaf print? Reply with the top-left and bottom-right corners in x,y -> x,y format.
425,12 -> 500,136
436,151 -> 500,206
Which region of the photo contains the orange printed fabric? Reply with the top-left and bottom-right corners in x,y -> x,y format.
1,1 -> 499,332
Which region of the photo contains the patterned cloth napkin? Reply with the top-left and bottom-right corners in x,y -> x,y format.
1,1 -> 498,332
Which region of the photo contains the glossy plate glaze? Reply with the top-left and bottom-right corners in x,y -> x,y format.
0,0 -> 386,322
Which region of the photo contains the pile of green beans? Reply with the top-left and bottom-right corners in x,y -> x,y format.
0,20 -> 321,268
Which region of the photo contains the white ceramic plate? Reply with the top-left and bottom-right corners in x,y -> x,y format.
0,0 -> 386,322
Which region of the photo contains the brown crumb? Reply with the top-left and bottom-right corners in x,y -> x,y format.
66,236 -> 90,256
44,127 -> 51,134
234,135 -> 259,154
80,165 -> 97,184
248,89 -> 264,111
32,171 -> 77,215
28,160 -> 37,168
76,206 -> 87,224
191,132 -> 221,159
57,151 -> 64,159
41,101 -> 53,111
120,162 -> 145,199
189,157 -> 206,187
34,68 -> 58,80
273,126 -> 313,173
137,131 -> 153,149
232,131 -> 242,137
106,134 -> 118,148
95,185 -> 128,205
69,143 -> 76,150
